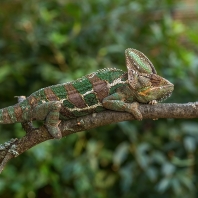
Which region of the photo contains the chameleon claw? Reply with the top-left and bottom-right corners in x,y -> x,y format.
149,100 -> 157,105
153,118 -> 158,120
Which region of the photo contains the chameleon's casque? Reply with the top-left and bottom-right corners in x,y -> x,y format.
0,48 -> 174,139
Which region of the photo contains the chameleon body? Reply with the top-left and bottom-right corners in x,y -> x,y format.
0,48 -> 174,139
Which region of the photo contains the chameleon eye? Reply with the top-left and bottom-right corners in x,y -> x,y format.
150,74 -> 161,86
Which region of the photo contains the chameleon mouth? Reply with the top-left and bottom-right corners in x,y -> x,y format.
138,84 -> 173,94
138,89 -> 151,96
150,82 -> 174,91
157,92 -> 173,102
138,84 -> 174,102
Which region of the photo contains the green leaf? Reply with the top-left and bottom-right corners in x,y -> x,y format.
113,142 -> 129,166
157,178 -> 171,192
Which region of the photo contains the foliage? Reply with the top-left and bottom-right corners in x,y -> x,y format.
0,0 -> 198,197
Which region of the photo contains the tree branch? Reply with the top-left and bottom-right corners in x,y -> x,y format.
0,102 -> 198,173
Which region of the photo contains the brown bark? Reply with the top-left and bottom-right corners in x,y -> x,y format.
0,102 -> 198,173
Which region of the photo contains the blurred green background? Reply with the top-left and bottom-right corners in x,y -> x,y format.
0,0 -> 198,197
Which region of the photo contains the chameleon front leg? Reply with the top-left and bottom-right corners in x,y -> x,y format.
102,93 -> 143,120
32,101 -> 62,139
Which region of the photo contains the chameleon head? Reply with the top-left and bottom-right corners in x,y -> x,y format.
134,73 -> 174,103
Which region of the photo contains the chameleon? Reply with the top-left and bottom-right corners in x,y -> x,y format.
0,48 -> 174,139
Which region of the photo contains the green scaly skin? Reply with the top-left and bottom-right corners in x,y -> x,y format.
0,48 -> 174,139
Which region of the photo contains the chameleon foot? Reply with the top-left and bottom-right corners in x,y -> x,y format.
149,100 -> 157,105
45,121 -> 62,139
45,102 -> 62,139
102,95 -> 143,120
149,100 -> 158,120
126,102 -> 143,120
33,101 -> 62,139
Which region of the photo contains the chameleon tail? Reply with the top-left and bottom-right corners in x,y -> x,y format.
0,103 -> 29,124
0,100 -> 63,139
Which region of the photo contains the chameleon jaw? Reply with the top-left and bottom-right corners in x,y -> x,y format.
137,84 -> 174,103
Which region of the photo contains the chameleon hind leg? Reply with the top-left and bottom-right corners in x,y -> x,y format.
32,101 -> 62,139
102,93 -> 143,120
